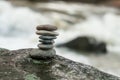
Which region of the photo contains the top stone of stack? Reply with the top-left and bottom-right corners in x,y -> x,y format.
36,25 -> 58,31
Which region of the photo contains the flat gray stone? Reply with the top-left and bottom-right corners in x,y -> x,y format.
29,49 -> 56,59
38,43 -> 54,50
39,35 -> 56,40
36,30 -> 59,36
39,39 -> 54,44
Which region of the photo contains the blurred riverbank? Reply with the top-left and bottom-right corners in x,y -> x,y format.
8,0 -> 120,8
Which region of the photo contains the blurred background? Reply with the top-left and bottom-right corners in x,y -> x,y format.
0,0 -> 120,76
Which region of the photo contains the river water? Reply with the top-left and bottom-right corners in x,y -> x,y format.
0,1 -> 120,76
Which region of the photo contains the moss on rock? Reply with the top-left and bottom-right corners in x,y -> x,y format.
25,74 -> 40,80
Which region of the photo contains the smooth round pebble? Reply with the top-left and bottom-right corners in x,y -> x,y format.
39,39 -> 55,44
36,30 -> 59,36
39,35 -> 56,40
36,25 -> 57,31
29,49 -> 56,59
38,44 -> 54,50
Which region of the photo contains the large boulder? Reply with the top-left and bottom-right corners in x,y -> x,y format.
57,36 -> 107,53
0,48 -> 119,80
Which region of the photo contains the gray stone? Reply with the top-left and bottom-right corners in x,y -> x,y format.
39,35 -> 57,40
0,48 -> 119,80
39,39 -> 55,44
29,49 -> 56,59
36,30 -> 59,36
38,43 -> 54,50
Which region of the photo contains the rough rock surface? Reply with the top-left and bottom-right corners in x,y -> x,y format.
57,36 -> 107,53
0,48 -> 119,80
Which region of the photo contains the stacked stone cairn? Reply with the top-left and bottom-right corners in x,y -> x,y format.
30,25 -> 59,59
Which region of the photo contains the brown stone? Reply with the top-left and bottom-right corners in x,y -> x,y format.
36,25 -> 58,31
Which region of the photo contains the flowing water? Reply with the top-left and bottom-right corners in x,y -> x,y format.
0,1 -> 120,76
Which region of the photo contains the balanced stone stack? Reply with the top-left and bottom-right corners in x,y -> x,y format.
30,25 -> 59,59
36,25 -> 58,50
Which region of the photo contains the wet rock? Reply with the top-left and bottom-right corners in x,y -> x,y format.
57,36 -> 107,53
0,48 -> 119,80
